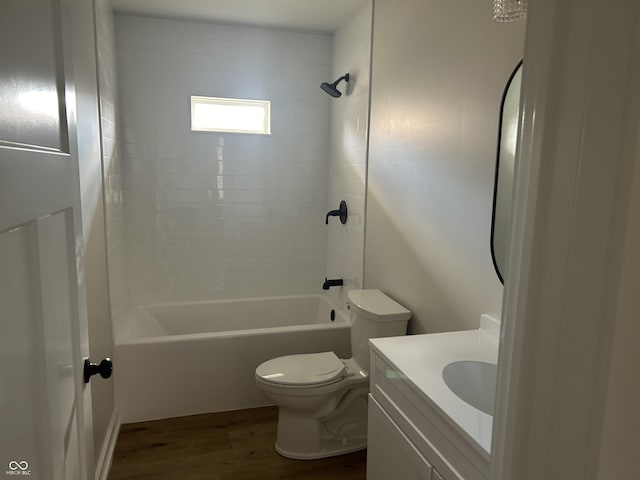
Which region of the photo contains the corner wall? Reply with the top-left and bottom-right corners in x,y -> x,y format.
365,0 -> 525,333
325,2 -> 372,307
596,128 -> 640,480
95,0 -> 128,327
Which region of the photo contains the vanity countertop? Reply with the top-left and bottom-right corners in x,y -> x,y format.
369,323 -> 498,456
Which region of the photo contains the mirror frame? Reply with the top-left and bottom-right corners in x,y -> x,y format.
490,59 -> 523,284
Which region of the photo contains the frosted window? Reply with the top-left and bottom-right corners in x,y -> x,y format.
190,96 -> 271,135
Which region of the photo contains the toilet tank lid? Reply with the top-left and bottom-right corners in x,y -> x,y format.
255,352 -> 345,386
348,289 -> 411,322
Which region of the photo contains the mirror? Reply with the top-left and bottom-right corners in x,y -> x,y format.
491,61 -> 522,284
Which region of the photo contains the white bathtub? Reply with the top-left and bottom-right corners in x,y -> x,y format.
113,295 -> 351,423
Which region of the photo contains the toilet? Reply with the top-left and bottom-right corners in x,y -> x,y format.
255,289 -> 410,460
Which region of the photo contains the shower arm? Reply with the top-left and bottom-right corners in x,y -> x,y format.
334,73 -> 350,87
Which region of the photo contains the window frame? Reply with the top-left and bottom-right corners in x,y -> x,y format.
190,95 -> 271,135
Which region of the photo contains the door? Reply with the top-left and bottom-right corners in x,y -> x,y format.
0,0 -> 92,479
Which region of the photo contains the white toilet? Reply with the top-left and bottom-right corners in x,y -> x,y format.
255,289 -> 410,460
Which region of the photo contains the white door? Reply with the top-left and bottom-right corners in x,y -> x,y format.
0,0 -> 92,479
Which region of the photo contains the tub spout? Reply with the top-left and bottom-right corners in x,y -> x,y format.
323,278 -> 344,290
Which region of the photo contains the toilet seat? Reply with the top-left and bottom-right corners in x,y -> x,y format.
256,351 -> 345,387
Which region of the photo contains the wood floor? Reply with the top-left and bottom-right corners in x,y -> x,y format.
108,406 -> 367,480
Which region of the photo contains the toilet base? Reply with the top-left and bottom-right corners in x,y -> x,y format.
273,394 -> 368,460
275,438 -> 366,460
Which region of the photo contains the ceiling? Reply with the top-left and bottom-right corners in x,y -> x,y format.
109,0 -> 370,33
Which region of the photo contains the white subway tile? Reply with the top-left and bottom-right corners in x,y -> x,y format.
112,13 -> 340,303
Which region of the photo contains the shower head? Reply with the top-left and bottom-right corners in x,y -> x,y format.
321,82 -> 342,98
320,73 -> 350,98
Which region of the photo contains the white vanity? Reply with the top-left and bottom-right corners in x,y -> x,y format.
367,316 -> 499,480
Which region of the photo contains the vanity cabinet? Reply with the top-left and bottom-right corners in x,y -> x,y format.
367,341 -> 491,480
367,395 -> 432,479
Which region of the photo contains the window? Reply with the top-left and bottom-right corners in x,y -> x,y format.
190,96 -> 271,135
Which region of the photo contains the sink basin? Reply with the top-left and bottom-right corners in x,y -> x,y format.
442,361 -> 497,416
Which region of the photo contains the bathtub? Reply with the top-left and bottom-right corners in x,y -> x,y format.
113,295 -> 351,423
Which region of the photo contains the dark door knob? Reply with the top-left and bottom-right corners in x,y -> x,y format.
83,357 -> 113,384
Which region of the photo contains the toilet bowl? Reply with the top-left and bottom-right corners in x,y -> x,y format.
255,289 -> 410,460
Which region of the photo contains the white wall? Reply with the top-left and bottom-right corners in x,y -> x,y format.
365,0 -> 525,333
596,131 -> 640,480
114,15 -> 332,304
96,0 -> 128,325
491,1 -> 640,476
325,3 -> 372,307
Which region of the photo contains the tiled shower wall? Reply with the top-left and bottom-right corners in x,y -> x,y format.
326,4 -> 372,307
114,15 -> 332,304
96,0 -> 128,320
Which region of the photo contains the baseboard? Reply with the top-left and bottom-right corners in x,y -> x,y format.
95,408 -> 121,480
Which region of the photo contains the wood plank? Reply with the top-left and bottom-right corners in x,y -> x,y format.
108,407 -> 367,480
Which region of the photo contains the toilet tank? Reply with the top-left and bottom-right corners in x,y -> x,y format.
348,289 -> 411,373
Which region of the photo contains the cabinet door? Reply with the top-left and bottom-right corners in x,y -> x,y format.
367,395 -> 432,480
432,469 -> 445,480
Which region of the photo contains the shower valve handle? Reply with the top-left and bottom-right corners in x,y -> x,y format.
325,200 -> 348,225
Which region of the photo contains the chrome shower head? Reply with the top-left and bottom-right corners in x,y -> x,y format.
320,73 -> 350,98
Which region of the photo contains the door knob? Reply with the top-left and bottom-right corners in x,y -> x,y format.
83,357 -> 113,384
